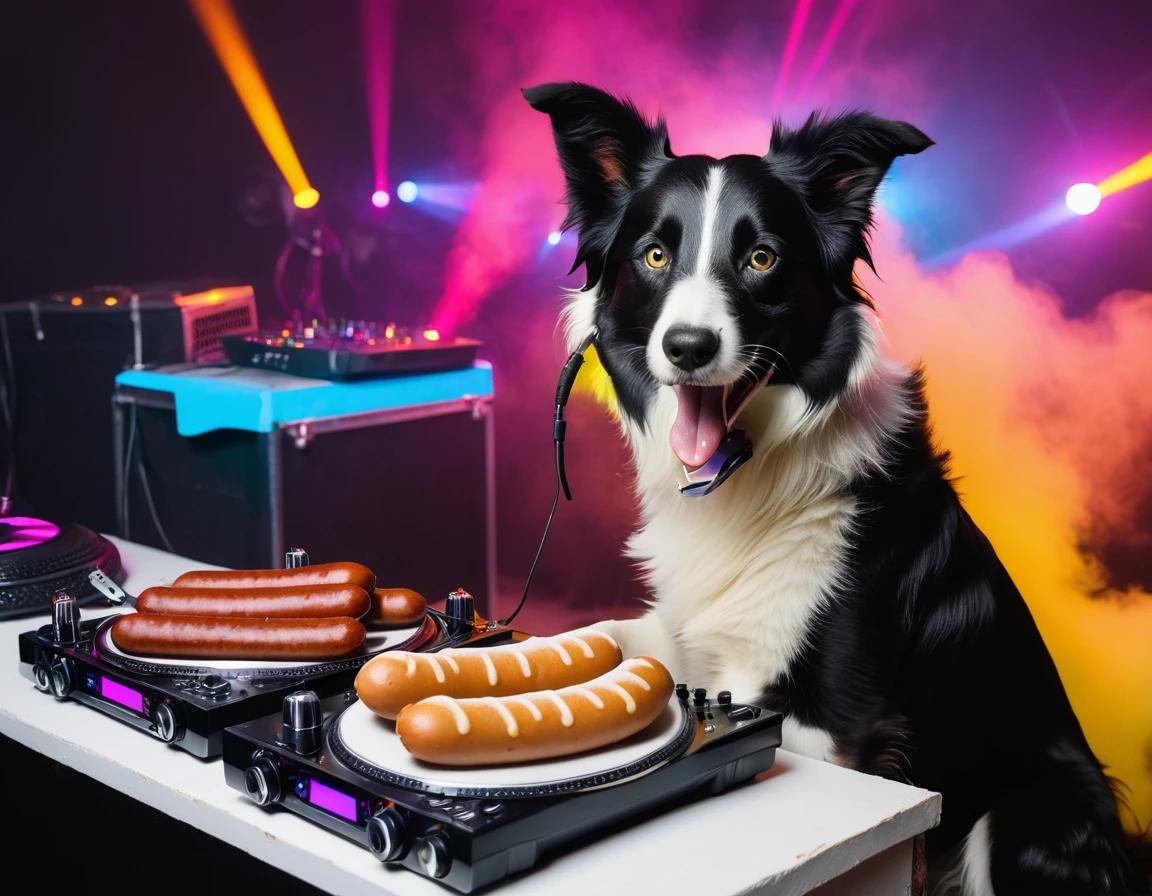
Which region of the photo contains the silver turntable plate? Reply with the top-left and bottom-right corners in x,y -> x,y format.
91,613 -> 431,679
328,696 -> 696,798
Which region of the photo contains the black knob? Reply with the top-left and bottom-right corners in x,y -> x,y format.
367,807 -> 408,862
153,702 -> 184,743
693,687 -> 707,706
445,589 -> 475,636
675,683 -> 690,701
717,690 -> 732,706
285,548 -> 310,569
244,757 -> 282,806
49,658 -> 73,701
51,590 -> 81,645
281,690 -> 322,755
416,831 -> 452,880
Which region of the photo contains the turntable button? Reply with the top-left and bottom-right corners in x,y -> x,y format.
726,706 -> 757,722
693,687 -> 707,706
416,831 -> 452,879
425,797 -> 454,809
481,802 -> 504,816
451,810 -> 476,822
675,683 -> 690,701
717,690 -> 732,706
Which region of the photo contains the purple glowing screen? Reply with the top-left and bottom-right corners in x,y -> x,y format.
307,778 -> 358,822
100,677 -> 145,713
0,516 -> 60,552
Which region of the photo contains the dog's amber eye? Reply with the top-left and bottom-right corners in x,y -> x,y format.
645,246 -> 669,269
749,247 -> 776,271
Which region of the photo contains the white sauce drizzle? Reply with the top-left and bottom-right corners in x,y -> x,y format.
425,695 -> 470,735
545,692 -> 574,727
404,655 -> 416,677
441,654 -> 459,674
606,683 -> 636,714
510,696 -> 543,721
569,636 -> 595,659
574,687 -> 604,709
629,657 -> 652,669
484,697 -> 519,737
511,649 -> 531,676
550,641 -> 572,665
426,655 -> 445,683
618,670 -> 651,691
480,652 -> 498,686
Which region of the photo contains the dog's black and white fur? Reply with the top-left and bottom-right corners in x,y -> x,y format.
524,82 -> 1149,895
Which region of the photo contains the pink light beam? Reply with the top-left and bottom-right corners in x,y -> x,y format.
796,0 -> 859,99
359,0 -> 397,194
769,0 -> 815,113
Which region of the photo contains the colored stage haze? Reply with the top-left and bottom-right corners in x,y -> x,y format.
188,0 -> 318,203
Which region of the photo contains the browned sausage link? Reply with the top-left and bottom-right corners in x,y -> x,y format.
136,584 -> 371,619
110,614 -> 366,660
368,588 -> 427,627
172,561 -> 375,593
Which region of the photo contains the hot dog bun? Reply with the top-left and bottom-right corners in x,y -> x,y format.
136,584 -> 371,619
367,588 -> 427,627
172,561 -> 375,593
396,656 -> 674,765
355,627 -> 622,719
111,613 -> 366,660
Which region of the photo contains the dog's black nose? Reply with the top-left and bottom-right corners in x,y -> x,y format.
663,326 -> 720,371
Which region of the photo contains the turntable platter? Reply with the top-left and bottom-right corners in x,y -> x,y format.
329,695 -> 696,799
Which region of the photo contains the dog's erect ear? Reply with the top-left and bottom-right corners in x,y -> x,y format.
768,112 -> 932,274
523,82 -> 672,288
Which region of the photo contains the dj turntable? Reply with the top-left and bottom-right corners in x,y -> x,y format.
223,685 -> 783,891
17,556 -> 524,758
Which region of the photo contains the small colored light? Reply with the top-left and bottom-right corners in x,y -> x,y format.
384,324 -> 395,339
71,297 -> 83,306
367,338 -> 376,345
281,329 -> 291,337
423,329 -> 440,342
104,296 -> 118,306
547,231 -> 562,245
397,181 -> 418,203
293,188 -> 320,209
1066,183 -> 1101,215
371,190 -> 390,208
303,326 -> 314,338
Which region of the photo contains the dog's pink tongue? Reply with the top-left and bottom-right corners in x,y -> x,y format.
670,385 -> 727,468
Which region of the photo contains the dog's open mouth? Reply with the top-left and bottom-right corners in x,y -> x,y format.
670,368 -> 774,469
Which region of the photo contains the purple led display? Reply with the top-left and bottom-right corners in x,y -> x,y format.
306,778 -> 359,822
100,676 -> 145,713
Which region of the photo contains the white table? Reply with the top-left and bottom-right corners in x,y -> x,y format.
0,537 -> 940,895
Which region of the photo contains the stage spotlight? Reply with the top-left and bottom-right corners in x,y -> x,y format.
1066,183 -> 1101,215
547,231 -> 562,246
397,181 -> 418,203
371,189 -> 390,208
423,329 -> 440,342
293,188 -> 320,210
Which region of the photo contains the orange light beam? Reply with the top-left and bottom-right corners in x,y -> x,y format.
187,0 -> 317,208
1097,151 -> 1152,197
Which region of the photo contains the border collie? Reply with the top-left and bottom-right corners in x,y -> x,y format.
523,82 -> 1149,895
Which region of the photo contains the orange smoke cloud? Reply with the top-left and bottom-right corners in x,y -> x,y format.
864,220 -> 1152,833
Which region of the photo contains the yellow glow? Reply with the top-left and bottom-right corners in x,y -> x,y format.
172,285 -> 253,308
70,297 -> 83,306
367,338 -> 377,345
423,329 -> 440,342
188,0 -> 315,197
104,297 -> 118,306
293,188 -> 320,209
384,324 -> 395,339
281,329 -> 291,338
1097,151 -> 1152,197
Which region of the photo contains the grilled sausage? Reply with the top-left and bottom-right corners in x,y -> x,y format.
367,588 -> 427,627
172,561 -> 375,593
396,656 -> 674,765
355,627 -> 622,719
111,613 -> 366,660
135,584 -> 371,619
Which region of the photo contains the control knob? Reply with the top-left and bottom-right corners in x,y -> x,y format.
284,547 -> 310,569
281,690 -> 322,755
366,807 -> 409,862
243,756 -> 282,806
416,831 -> 452,879
51,589 -> 81,646
444,589 -> 475,636
152,702 -> 185,743
49,657 -> 74,701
